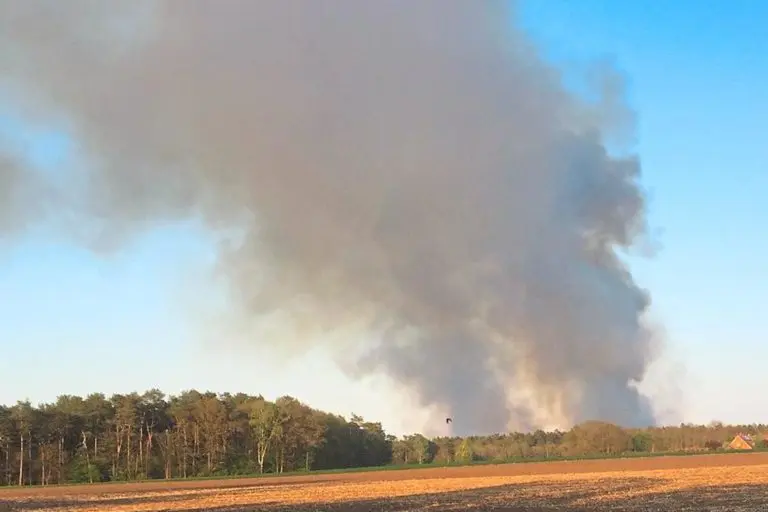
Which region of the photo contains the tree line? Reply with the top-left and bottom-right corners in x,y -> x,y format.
0,389 -> 763,486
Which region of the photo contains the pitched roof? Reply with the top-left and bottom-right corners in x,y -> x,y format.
729,433 -> 755,449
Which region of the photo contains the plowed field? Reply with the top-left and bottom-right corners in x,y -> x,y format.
2,452 -> 768,511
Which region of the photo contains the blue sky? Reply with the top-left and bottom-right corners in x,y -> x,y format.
1,1 -> 766,434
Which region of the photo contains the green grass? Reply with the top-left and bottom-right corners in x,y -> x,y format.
1,448 -> 764,491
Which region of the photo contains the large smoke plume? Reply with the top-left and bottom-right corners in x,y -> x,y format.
0,0 -> 659,434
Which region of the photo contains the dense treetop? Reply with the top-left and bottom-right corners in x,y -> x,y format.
0,389 -> 763,486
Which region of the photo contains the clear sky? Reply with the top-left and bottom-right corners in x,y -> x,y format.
1,1 -> 766,435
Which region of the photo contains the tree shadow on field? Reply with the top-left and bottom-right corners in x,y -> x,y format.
4,478 -> 768,511
614,482 -> 768,511
176,479 -> 768,512
0,486 -> 291,511
0,479 -> 322,511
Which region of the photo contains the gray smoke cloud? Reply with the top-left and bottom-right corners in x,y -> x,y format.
0,156 -> 22,234
0,0 -> 659,434
0,152 -> 50,238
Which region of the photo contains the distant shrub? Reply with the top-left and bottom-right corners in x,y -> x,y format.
704,440 -> 722,451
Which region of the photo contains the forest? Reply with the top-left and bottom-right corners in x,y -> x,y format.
0,389 -> 764,486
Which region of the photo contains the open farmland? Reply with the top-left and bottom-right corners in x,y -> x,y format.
2,452 -> 768,511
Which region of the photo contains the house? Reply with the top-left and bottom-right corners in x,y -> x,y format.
728,433 -> 755,451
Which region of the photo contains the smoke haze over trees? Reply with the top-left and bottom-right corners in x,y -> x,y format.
0,390 -> 761,487
0,1 -> 664,434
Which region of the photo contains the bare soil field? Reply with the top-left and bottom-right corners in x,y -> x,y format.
2,452 -> 768,511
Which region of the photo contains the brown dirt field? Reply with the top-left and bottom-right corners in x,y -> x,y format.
2,452 -> 768,511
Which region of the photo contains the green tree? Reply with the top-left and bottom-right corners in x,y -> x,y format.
10,401 -> 34,486
563,421 -> 631,456
631,432 -> 653,452
2,388 -> 767,488
248,399 -> 279,474
457,438 -> 473,463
